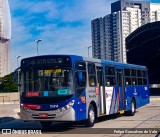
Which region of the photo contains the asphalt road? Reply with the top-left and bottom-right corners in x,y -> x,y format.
0,100 -> 160,137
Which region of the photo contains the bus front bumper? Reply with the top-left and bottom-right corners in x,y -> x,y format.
20,107 -> 76,121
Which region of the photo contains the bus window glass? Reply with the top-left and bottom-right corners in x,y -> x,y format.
124,69 -> 130,76
131,69 -> 136,76
22,68 -> 74,97
137,78 -> 143,85
105,67 -> 115,75
89,76 -> 96,86
142,70 -> 147,77
75,62 -> 86,70
106,76 -> 115,86
105,66 -> 116,86
137,70 -> 142,77
132,78 -> 137,85
125,77 -> 131,86
88,63 -> 96,87
75,61 -> 86,97
77,71 -> 86,87
143,78 -> 147,85
88,64 -> 95,75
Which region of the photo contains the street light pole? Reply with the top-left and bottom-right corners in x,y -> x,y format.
16,56 -> 21,93
85,46 -> 92,57
16,55 -> 21,68
34,39 -> 42,55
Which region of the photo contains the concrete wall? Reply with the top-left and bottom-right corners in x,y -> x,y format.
0,92 -> 19,103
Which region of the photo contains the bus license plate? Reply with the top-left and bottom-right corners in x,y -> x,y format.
39,113 -> 48,118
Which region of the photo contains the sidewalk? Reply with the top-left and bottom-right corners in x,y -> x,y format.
0,104 -> 20,121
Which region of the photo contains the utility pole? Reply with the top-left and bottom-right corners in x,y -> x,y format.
16,55 -> 21,94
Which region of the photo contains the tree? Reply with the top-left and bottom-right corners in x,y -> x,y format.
0,72 -> 18,92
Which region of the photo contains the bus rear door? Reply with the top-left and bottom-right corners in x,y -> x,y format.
116,69 -> 126,112
96,66 -> 106,115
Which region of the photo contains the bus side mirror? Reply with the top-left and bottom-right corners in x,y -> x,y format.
14,67 -> 21,87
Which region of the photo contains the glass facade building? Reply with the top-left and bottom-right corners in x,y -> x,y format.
0,0 -> 11,77
92,0 -> 160,63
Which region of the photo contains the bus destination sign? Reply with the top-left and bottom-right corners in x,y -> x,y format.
21,56 -> 71,68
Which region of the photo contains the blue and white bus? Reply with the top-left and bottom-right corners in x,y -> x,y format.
16,55 -> 150,127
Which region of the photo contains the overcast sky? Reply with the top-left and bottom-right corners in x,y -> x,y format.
8,0 -> 158,72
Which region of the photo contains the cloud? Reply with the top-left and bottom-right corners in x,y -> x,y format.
8,0 -> 115,72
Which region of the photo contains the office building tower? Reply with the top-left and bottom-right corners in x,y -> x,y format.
0,0 -> 11,77
92,0 -> 160,63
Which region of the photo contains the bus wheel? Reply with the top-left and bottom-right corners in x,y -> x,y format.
128,100 -> 136,116
40,121 -> 52,128
85,104 -> 95,127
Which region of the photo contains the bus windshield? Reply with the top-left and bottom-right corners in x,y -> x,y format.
21,68 -> 74,98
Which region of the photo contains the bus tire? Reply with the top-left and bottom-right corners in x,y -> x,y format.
128,100 -> 136,116
40,121 -> 52,128
85,104 -> 95,127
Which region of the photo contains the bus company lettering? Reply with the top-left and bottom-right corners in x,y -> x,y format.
29,58 -> 64,65
89,90 -> 96,98
37,58 -> 63,64
89,95 -> 96,98
50,104 -> 59,109
89,90 -> 95,93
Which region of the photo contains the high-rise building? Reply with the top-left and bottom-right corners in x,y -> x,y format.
0,0 -> 11,77
92,0 -> 160,63
91,17 -> 103,59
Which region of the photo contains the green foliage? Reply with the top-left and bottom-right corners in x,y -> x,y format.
0,72 -> 18,92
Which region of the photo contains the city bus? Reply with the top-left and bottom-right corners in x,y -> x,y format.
15,55 -> 150,127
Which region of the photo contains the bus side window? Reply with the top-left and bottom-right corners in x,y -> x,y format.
138,78 -> 143,85
125,77 -> 131,86
77,71 -> 86,87
106,79 -> 110,86
88,63 -> 96,87
143,78 -> 147,85
75,61 -> 86,97
89,76 -> 96,86
132,78 -> 137,85
105,66 -> 116,86
137,70 -> 143,85
142,70 -> 147,85
107,77 -> 116,86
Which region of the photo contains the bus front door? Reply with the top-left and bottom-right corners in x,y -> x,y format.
116,69 -> 126,111
96,67 -> 106,115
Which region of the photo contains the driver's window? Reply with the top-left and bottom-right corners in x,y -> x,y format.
75,61 -> 86,97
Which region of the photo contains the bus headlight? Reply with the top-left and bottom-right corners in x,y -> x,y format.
59,100 -> 75,112
21,103 -> 31,112
21,103 -> 41,112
